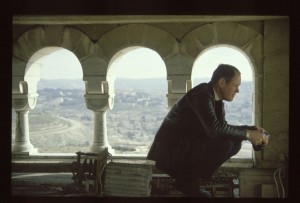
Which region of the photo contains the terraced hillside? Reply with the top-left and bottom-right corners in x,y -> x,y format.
12,112 -> 93,153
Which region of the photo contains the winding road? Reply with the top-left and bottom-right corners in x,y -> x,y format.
30,116 -> 82,135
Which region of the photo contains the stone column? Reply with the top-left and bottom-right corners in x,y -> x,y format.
85,93 -> 114,154
12,94 -> 38,154
165,54 -> 193,108
90,110 -> 112,152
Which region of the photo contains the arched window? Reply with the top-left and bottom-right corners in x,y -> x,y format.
12,48 -> 93,153
107,47 -> 168,155
192,45 -> 254,159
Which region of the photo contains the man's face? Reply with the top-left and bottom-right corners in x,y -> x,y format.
219,72 -> 241,102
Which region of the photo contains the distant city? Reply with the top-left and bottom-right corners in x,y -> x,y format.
12,78 -> 253,156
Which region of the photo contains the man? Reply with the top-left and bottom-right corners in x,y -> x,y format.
147,64 -> 270,197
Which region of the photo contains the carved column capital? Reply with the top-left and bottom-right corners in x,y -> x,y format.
85,93 -> 115,112
12,93 -> 38,111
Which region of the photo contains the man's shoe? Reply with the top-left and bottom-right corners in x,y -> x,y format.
174,180 -> 211,197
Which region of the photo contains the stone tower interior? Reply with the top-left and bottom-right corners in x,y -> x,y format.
10,14 -> 289,199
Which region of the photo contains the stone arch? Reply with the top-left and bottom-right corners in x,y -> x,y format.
180,22 -> 263,127
12,26 -> 95,153
13,25 -> 94,62
86,24 -> 177,153
12,26 -> 94,95
95,24 -> 178,78
94,24 -> 178,109
180,22 -> 262,76
191,44 -> 254,82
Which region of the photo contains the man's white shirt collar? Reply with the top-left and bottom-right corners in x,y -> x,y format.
213,88 -> 221,101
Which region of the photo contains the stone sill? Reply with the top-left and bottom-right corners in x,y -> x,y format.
12,152 -> 254,173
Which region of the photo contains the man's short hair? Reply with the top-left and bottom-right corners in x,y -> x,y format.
211,64 -> 240,84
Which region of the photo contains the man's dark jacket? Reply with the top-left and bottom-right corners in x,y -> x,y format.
147,81 -> 250,178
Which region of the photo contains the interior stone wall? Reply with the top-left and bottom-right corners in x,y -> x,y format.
261,19 -> 289,168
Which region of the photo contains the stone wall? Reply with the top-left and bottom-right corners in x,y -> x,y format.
260,19 -> 289,168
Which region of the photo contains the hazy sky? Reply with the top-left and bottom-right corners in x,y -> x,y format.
41,50 -> 83,80
40,46 -> 253,81
192,46 -> 253,82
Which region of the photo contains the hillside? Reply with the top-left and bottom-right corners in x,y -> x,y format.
12,78 -> 253,155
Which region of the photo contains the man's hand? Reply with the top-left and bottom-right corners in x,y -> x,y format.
246,128 -> 270,146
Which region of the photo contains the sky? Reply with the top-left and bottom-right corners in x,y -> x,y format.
192,46 -> 253,82
40,47 -> 253,81
41,50 -> 83,80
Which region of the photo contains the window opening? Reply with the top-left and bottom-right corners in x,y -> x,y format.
107,47 -> 168,155
12,48 -> 94,153
191,46 -> 254,159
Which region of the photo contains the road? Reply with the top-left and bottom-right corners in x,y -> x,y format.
30,116 -> 82,135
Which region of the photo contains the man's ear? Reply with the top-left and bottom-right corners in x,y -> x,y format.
218,78 -> 226,87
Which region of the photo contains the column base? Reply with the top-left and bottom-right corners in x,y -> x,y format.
12,142 -> 38,155
90,143 -> 115,155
